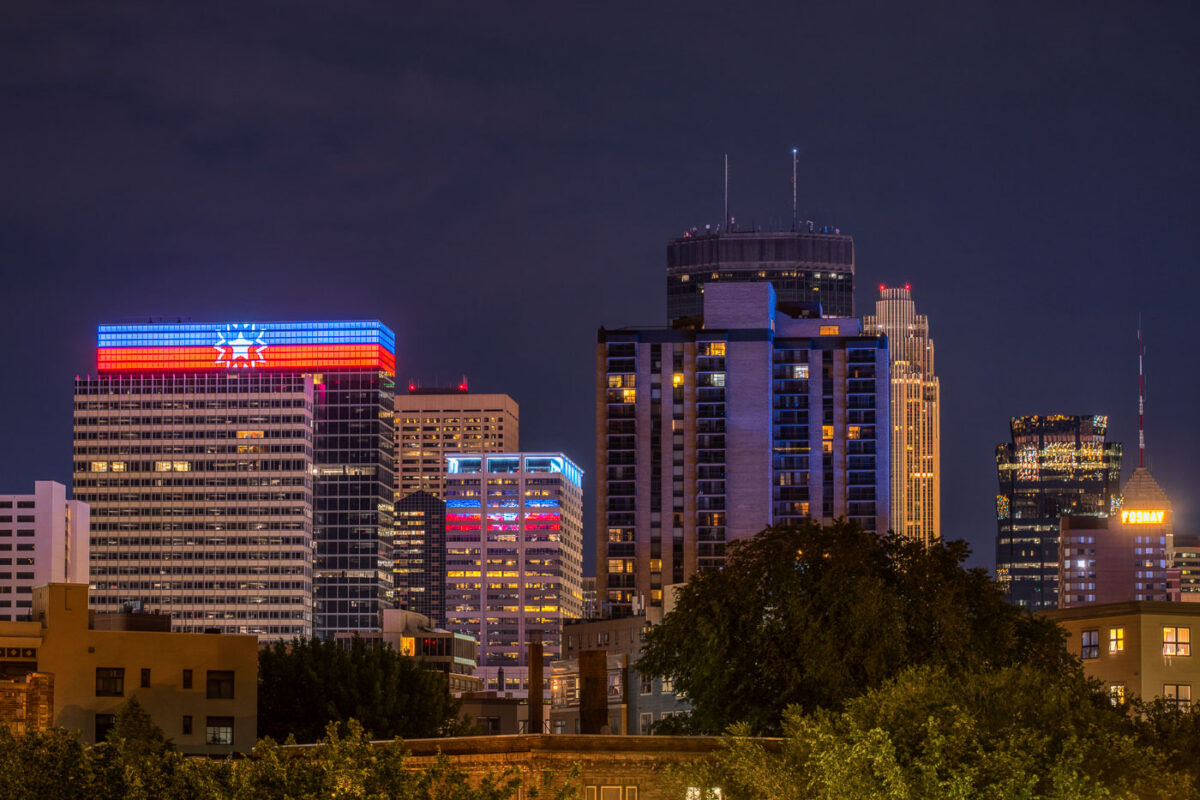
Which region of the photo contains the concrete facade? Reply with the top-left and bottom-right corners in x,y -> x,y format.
0,583 -> 257,753
395,390 -> 519,499
0,481 -> 89,622
1045,601 -> 1199,706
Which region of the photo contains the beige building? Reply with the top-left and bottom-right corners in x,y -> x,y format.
1044,601 -> 1199,706
0,583 -> 257,754
863,285 -> 940,545
395,389 -> 519,499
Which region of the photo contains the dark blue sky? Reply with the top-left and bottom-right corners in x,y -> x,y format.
2,2 -> 1197,572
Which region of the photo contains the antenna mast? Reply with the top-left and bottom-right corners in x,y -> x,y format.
723,154 -> 729,229
791,147 -> 798,232
1138,318 -> 1145,468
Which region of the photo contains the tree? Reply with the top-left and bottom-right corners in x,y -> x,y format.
637,520 -> 1076,734
258,636 -> 464,743
669,666 -> 1198,799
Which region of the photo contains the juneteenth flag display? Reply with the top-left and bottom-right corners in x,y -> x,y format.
95,320 -> 395,374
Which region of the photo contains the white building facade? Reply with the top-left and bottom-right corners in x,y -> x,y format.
0,481 -> 89,621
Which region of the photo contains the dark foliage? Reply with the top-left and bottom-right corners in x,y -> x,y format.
637,520 -> 1077,734
258,636 -> 463,743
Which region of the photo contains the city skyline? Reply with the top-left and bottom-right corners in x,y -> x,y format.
2,4 -> 1198,574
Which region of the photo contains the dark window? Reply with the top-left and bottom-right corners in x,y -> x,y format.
205,716 -> 234,745
95,667 -> 124,697
206,670 -> 234,699
1081,629 -> 1099,660
182,715 -> 193,735
95,713 -> 115,742
140,668 -> 151,688
182,669 -> 192,690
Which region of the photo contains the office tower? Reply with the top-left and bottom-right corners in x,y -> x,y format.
596,283 -> 890,616
863,285 -> 940,545
394,490 -> 446,625
0,482 -> 88,621
994,415 -> 1122,611
74,320 -> 396,640
444,453 -> 584,696
395,388 -> 519,499
666,228 -> 855,324
1059,467 -> 1175,607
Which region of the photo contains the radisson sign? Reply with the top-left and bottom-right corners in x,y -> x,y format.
1121,509 -> 1166,524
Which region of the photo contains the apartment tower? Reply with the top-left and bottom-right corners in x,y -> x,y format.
596,283 -> 889,616
863,285 -> 940,545
74,320 -> 396,640
443,453 -> 583,697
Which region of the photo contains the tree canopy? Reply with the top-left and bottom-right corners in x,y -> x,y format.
675,665 -> 1199,799
637,520 -> 1076,735
0,701 -> 575,800
258,636 -> 464,743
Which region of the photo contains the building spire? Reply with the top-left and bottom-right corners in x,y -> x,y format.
1138,317 -> 1145,468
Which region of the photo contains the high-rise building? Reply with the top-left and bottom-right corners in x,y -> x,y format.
74,320 -> 396,640
443,453 -> 583,696
666,228 -> 855,324
395,388 -> 519,499
863,285 -> 940,545
394,490 -> 446,625
0,482 -> 88,621
994,415 -> 1122,611
597,283 -> 890,616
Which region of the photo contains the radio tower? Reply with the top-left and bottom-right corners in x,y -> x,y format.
1138,320 -> 1145,468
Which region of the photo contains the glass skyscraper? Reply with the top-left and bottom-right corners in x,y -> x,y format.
994,415 -> 1122,610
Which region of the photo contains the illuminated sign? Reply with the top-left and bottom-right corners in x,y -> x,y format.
819,325 -> 839,336
96,320 -> 395,374
1121,510 -> 1166,524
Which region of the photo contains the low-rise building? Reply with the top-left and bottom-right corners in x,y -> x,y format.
399,733 -> 769,800
551,613 -> 689,735
0,583 -> 257,753
1044,601 -> 1199,706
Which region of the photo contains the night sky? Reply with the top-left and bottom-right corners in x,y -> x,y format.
2,3 -> 1197,573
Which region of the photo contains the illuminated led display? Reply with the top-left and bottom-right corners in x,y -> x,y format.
1121,509 -> 1166,524
95,320 -> 395,374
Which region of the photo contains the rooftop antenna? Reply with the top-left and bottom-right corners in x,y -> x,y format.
723,154 -> 729,230
791,147 -> 798,232
1138,316 -> 1145,468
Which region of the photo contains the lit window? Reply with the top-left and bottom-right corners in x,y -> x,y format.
822,426 -> 834,440
791,365 -> 808,379
847,426 -> 861,440
1109,627 -> 1125,653
710,373 -> 726,387
110,461 -> 126,472
155,461 -> 172,472
236,430 -> 264,439
621,389 -> 636,403
1081,629 -> 1099,659
1164,627 -> 1191,657
89,461 -> 108,472
1109,683 -> 1125,705
672,373 -> 684,387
